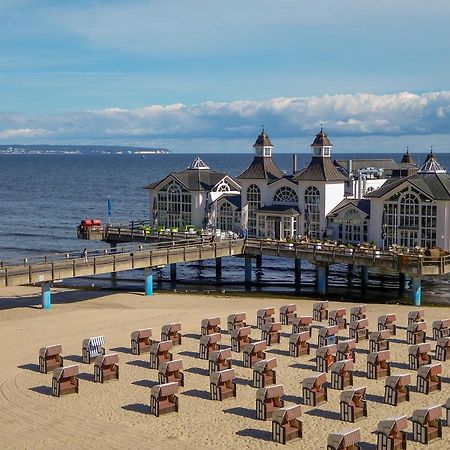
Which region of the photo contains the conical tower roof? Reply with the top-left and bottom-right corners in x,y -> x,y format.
418,149 -> 446,174
311,127 -> 332,147
400,147 -> 415,165
253,128 -> 273,147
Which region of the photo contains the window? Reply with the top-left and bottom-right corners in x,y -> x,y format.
157,182 -> 191,228
304,186 -> 320,238
273,186 -> 298,204
340,208 -> 368,243
215,182 -> 231,192
218,202 -> 234,231
247,184 -> 261,236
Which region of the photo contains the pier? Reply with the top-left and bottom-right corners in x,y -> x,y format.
2,227 -> 450,309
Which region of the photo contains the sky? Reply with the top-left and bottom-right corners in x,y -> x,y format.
1,0 -> 450,153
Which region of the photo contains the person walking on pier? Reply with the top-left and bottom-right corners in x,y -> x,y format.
81,248 -> 88,262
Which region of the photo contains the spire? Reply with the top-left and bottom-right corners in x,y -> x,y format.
187,157 -> 210,170
400,146 -> 415,165
418,148 -> 446,174
311,126 -> 332,157
253,127 -> 273,157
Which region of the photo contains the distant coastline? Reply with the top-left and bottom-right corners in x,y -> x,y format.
0,144 -> 171,155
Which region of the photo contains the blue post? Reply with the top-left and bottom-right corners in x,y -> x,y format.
295,258 -> 301,286
41,282 -> 51,310
215,257 -> 222,281
245,257 -> 252,285
411,277 -> 422,306
170,263 -> 177,282
361,265 -> 369,289
145,268 -> 153,296
317,265 -> 327,295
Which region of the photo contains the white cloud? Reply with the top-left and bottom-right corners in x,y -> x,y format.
1,91 -> 450,146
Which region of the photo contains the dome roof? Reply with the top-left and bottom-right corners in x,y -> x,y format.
253,128 -> 273,147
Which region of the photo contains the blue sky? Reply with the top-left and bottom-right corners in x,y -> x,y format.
1,0 -> 450,152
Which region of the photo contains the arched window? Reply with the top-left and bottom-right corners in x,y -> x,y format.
273,186 -> 298,204
338,208 -> 368,243
384,188 -> 436,248
216,182 -> 231,192
366,187 -> 375,194
247,184 -> 261,235
157,182 -> 191,228
304,186 -> 320,238
218,202 -> 234,231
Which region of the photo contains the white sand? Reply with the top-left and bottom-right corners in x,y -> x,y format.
0,286 -> 449,449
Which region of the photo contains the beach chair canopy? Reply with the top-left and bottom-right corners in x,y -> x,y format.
159,359 -> 183,375
417,363 -> 442,378
337,339 -> 355,353
262,321 -> 282,332
411,406 -> 442,425
303,372 -> 327,390
332,359 -> 353,373
437,337 -> 450,348
272,404 -> 302,425
316,344 -> 337,358
351,318 -> 369,329
162,323 -> 181,334
210,368 -> 235,384
319,325 -> 338,337
151,382 -> 178,398
209,348 -> 232,362
131,328 -> 152,340
254,358 -> 277,374
95,353 -> 118,367
385,374 -> 411,388
378,314 -> 396,325
368,350 -> 390,364
247,340 -> 267,353
153,340 -> 173,352
290,331 -> 310,344
200,333 -> 221,345
201,317 -> 220,327
328,428 -> 361,448
351,305 -> 366,315
39,344 -> 62,358
280,304 -> 297,314
257,307 -> 275,318
295,316 -> 313,325
54,364 -> 79,380
256,384 -> 284,401
377,416 -> 408,435
409,343 -> 431,356
314,301 -> 328,309
408,310 -> 424,320
340,387 -> 366,405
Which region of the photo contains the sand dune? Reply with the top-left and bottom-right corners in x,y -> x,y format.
0,286 -> 449,449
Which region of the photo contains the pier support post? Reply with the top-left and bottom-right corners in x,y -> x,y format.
110,243 -> 117,288
144,268 -> 153,296
170,263 -> 177,282
399,272 -> 408,293
256,255 -> 262,268
245,257 -> 252,286
411,277 -> 422,306
41,282 -> 51,310
347,264 -> 354,287
215,257 -> 222,281
316,264 -> 327,295
294,258 -> 301,286
361,265 -> 369,290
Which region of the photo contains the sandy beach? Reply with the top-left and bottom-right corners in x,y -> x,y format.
0,286 -> 449,449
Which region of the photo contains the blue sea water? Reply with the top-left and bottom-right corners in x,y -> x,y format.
0,151 -> 449,303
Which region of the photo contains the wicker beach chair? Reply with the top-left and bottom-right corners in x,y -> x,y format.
243,340 -> 267,368
313,301 -> 328,322
331,359 -> 354,390
350,305 -> 366,323
227,312 -> 247,332
272,404 -> 303,444
256,384 -> 285,420
367,350 -> 391,380
411,405 -> 443,444
329,308 -> 347,330
349,319 -> 369,343
82,336 -> 105,364
340,387 -> 367,422
150,382 -> 179,417
327,428 -> 361,450
406,321 -> 427,344
208,348 -> 232,374
253,358 -> 277,388
149,340 -> 173,369
94,353 -> 119,383
435,336 -> 450,361
431,318 -> 450,340
336,339 -> 356,362
292,315 -> 313,336
130,328 -> 152,355
261,321 -> 281,346
210,368 -> 236,401
199,332 -> 221,360
201,317 -> 221,335
408,343 -> 431,370
51,364 -> 79,397
161,323 -> 182,346
316,344 -> 337,372
302,372 -> 328,406
231,325 -> 251,352
318,325 -> 339,347
376,416 -> 408,450
377,314 -> 397,336
384,374 -> 411,406
257,307 -> 275,329
416,363 -> 442,394
289,331 -> 311,357
408,309 -> 425,325
369,330 -> 390,353
158,359 -> 184,387
39,344 -> 63,374
279,304 -> 297,325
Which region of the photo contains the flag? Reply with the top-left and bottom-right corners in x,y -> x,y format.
107,197 -> 112,222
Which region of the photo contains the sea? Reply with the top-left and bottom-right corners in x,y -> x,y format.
1,151 -> 449,304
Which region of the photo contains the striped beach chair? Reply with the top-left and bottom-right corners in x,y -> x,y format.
130,328 -> 152,355
369,330 -> 390,353
331,359 -> 353,390
336,339 -> 356,362
210,368 -> 236,401
51,364 -> 79,397
231,325 -> 251,352
377,313 -> 396,336
316,344 -> 337,373
411,405 -> 443,444
158,359 -> 184,387
289,331 -> 310,357
313,301 -> 328,322
199,332 -> 221,360
149,340 -> 173,369
408,309 -> 425,325
432,318 -> 450,340
150,382 -> 179,417
243,340 -> 267,368
350,305 -> 366,322
329,308 -> 347,330
94,353 -> 119,383
261,321 -> 281,346
318,325 -> 339,347
256,384 -> 285,420
82,336 -> 105,364
340,387 -> 367,422
257,307 -> 275,329
408,343 -> 431,370
367,350 -> 391,380
435,336 -> 450,361
349,319 -> 369,343
292,315 -> 312,336
327,428 -> 361,450
161,323 -> 182,346
279,304 -> 297,325
416,363 -> 442,394
227,312 -> 246,332
302,372 -> 328,406
201,317 -> 221,335
208,348 -> 232,374
406,321 -> 427,344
